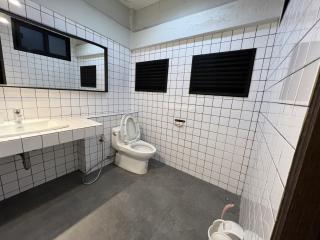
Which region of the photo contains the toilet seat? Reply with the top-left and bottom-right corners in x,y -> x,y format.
130,141 -> 155,153
120,114 -> 140,144
117,140 -> 156,159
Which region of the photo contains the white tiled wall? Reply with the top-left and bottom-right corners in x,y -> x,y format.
0,0 -> 131,201
0,142 -> 78,201
0,112 -> 134,201
130,21 -> 278,195
0,3 -> 318,232
240,0 -> 320,239
0,0 -> 130,123
78,112 -> 138,173
0,19 -> 106,91
0,111 -> 136,201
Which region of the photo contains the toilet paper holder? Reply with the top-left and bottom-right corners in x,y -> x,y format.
174,119 -> 185,127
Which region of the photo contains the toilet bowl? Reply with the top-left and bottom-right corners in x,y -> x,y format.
112,114 -> 156,174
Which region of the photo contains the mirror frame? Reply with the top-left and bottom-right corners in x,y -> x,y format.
0,8 -> 108,92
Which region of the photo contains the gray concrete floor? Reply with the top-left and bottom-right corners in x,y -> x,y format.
0,160 -> 239,240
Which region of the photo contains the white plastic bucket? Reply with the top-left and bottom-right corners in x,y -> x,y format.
209,232 -> 232,240
208,219 -> 243,240
208,220 -> 227,240
219,221 -> 244,240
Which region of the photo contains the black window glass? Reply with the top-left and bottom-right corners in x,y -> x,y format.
135,59 -> 169,92
12,18 -> 70,61
48,34 -> 67,57
189,48 -> 256,97
81,65 -> 96,88
19,25 -> 45,52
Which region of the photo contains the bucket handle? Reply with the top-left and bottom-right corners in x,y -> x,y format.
221,203 -> 235,219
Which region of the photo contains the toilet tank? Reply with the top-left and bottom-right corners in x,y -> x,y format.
111,126 -> 121,148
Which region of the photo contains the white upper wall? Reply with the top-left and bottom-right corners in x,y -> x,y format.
132,0 -> 236,31
84,0 -> 131,29
119,0 -> 160,10
131,0 -> 283,49
32,0 -> 131,47
27,0 -> 283,50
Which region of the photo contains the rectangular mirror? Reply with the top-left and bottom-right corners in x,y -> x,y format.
0,12 -> 107,92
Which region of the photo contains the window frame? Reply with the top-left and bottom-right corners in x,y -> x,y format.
135,59 -> 169,93
80,65 -> 97,88
0,10 -> 109,92
12,18 -> 71,61
189,48 -> 256,97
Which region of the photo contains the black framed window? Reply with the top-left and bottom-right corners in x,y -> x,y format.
135,59 -> 169,92
81,65 -> 96,88
12,18 -> 71,61
189,49 -> 256,97
47,33 -> 69,59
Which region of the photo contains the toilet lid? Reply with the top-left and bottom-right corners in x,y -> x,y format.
120,115 -> 140,144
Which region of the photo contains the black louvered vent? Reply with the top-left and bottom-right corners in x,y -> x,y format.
80,65 -> 96,88
135,59 -> 169,92
190,48 -> 256,97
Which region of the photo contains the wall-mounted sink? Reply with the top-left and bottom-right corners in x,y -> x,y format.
0,119 -> 69,138
0,117 -> 103,159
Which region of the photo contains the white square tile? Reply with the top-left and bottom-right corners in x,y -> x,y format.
26,5 -> 41,22
42,133 -> 59,148
41,12 -> 54,27
22,136 -> 42,152
9,0 -> 26,17
0,139 -> 23,158
54,17 -> 66,32
72,128 -> 85,141
85,126 -> 96,138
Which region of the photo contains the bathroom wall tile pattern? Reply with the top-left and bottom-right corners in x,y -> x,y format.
78,112 -> 138,173
0,25 -> 106,90
0,0 -> 131,200
240,0 -> 320,239
0,142 -> 78,200
130,21 -> 278,195
0,0 -> 131,123
0,112 -> 132,201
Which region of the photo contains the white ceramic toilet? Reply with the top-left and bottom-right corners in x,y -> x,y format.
112,114 -> 156,174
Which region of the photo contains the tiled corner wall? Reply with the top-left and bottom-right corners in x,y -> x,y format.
0,0 -> 131,122
78,112 -> 138,173
130,21 -> 278,195
240,0 -> 320,239
0,141 -> 79,200
0,111 -> 134,201
0,0 -> 131,201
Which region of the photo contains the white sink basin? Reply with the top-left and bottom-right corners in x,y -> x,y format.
0,119 -> 69,138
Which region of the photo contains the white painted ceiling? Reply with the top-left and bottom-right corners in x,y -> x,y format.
118,0 -> 160,10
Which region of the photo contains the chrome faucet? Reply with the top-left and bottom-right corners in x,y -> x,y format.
13,109 -> 23,126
